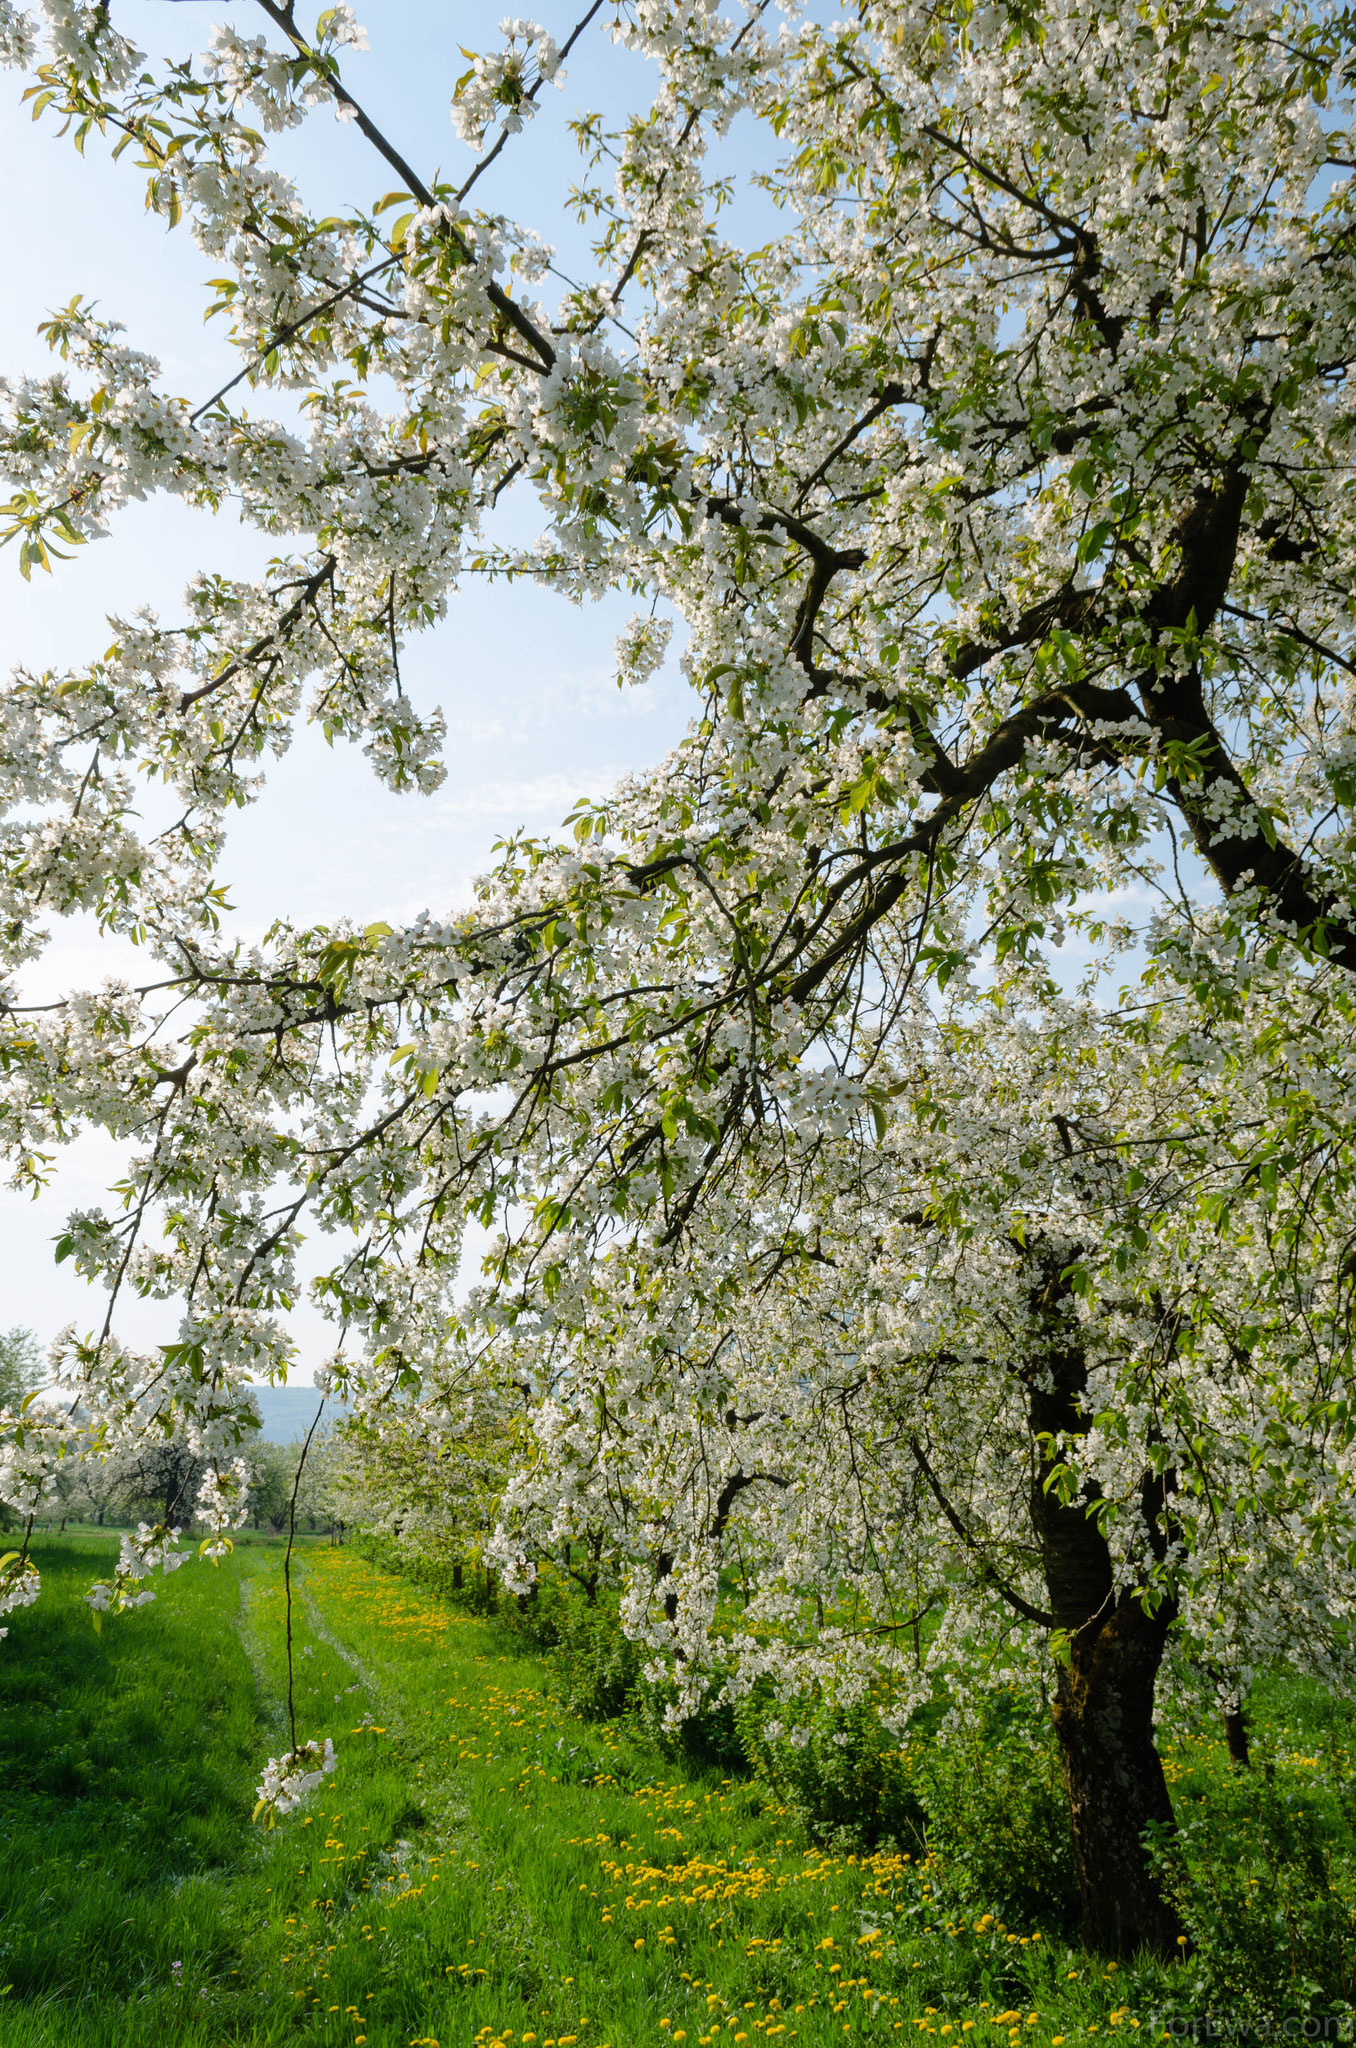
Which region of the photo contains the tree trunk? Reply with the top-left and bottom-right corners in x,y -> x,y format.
1050,1600 -> 1180,1957
1223,1705 -> 1251,1769
1028,1256 -> 1183,1960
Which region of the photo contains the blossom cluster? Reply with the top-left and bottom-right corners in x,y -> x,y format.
0,1551 -> 40,1641
254,1736 -> 338,1824
85,1520 -> 190,1620
450,19 -> 562,148
196,1459 -> 251,1561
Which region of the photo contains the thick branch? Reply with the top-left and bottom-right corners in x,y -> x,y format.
909,1434 -> 1055,1626
253,0 -> 556,370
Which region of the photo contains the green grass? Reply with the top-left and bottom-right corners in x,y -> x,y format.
0,1536 -> 1345,2046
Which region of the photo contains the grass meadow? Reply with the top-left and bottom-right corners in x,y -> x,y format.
0,1533 -> 1349,2045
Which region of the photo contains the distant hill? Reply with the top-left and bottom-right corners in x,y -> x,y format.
251,1384 -> 347,1444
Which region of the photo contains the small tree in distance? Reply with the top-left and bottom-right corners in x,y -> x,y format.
244,1440 -> 294,1533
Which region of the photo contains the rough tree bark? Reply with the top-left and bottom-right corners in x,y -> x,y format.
1028,1262 -> 1183,1960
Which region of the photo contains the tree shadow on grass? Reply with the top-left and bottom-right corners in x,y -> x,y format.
0,1542 -> 266,2007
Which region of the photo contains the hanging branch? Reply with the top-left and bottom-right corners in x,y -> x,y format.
283,1396 -> 327,1757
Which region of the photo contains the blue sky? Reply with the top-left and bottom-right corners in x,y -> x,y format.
0,0 -> 714,1372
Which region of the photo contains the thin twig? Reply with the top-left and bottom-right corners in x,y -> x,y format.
284,1396 -> 328,1755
